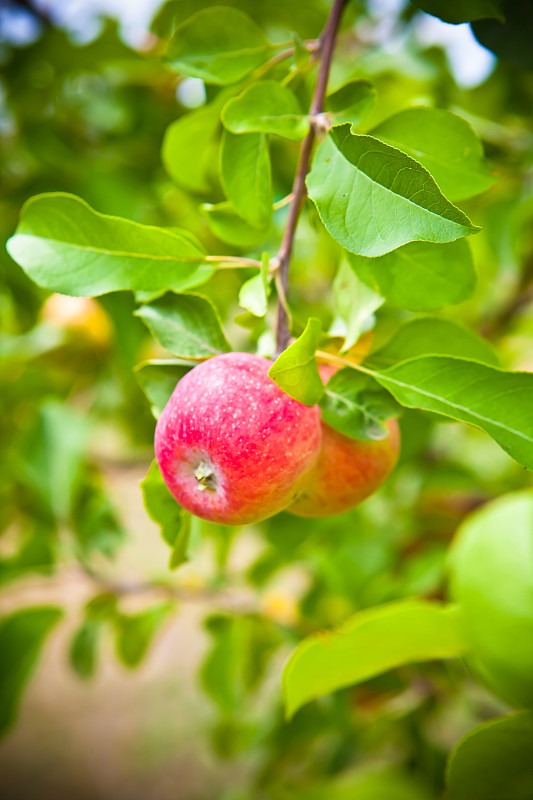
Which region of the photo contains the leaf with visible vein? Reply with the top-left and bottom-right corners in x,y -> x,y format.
6,193 -> 205,297
135,293 -> 231,360
320,369 -> 401,441
374,356 -> 533,469
272,335 -> 533,469
220,129 -> 272,227
307,126 -> 479,257
372,107 -> 493,201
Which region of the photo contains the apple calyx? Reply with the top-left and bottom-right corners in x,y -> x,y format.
194,461 -> 217,492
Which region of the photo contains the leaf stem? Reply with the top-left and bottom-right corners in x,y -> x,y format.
274,0 -> 350,356
273,193 -> 294,211
254,39 -> 319,81
315,349 -> 372,375
204,255 -> 262,268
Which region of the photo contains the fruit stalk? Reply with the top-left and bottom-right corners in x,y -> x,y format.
275,0 -> 350,356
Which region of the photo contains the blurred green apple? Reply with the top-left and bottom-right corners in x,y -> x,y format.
448,491 -> 533,708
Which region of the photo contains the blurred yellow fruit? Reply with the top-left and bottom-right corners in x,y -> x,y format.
41,293 -> 112,346
260,591 -> 298,626
179,570 -> 207,592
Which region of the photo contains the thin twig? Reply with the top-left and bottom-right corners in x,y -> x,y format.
274,0 -> 350,356
274,270 -> 292,324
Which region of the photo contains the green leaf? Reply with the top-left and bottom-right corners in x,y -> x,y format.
72,481 -> 126,558
220,130 -> 272,227
162,103 -> 221,193
85,593 -> 118,622
320,369 -> 401,441
446,712 -> 533,800
373,357 -> 533,469
69,620 -> 100,680
371,107 -> 493,201
268,318 -> 324,406
135,359 -> 192,418
166,7 -> 270,84
0,607 -> 62,738
141,461 -> 192,569
347,239 -> 476,311
472,6 -> 533,70
411,0 -> 505,24
135,293 -> 231,359
201,615 -> 244,715
222,81 -> 309,141
325,79 -> 377,125
0,528 -> 55,586
238,253 -> 271,317
203,201 -> 271,249
201,614 -> 280,715
238,276 -> 267,317
141,459 -> 183,546
162,84 -> 240,195
307,126 -> 479,258
275,766 -> 433,800
282,600 -> 464,717
6,193 -> 206,297
330,260 -> 383,351
115,603 -> 172,668
168,512 -> 194,569
370,318 -> 498,369
22,400 -> 89,520
292,31 -> 311,69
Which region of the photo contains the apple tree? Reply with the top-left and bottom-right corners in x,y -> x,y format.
2,0 -> 533,797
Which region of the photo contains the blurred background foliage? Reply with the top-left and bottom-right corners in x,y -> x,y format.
1,1 -> 533,798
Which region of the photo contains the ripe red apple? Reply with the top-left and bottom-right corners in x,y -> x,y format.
155,352 -> 322,526
287,364 -> 400,517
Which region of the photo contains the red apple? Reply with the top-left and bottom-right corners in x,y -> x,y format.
155,352 -> 322,526
287,364 -> 400,517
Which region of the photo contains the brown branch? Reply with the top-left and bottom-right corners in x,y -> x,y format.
76,563 -> 259,614
275,0 -> 350,356
482,251 -> 533,339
